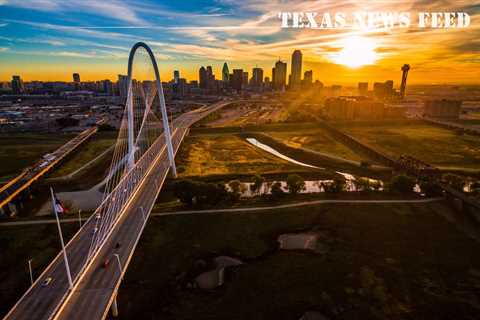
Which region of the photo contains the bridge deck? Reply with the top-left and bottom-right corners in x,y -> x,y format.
4,102 -> 229,320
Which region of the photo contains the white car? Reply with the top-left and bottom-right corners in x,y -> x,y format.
42,277 -> 52,287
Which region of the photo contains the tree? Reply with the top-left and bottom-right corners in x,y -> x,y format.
286,174 -> 306,195
228,180 -> 245,201
389,174 -> 416,193
173,180 -> 228,207
173,179 -> 198,206
270,182 -> 285,199
250,174 -> 265,195
323,178 -> 346,193
442,173 -> 465,191
419,180 -> 443,197
355,177 -> 371,191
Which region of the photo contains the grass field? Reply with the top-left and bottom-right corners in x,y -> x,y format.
0,223 -> 77,317
175,135 -> 302,177
51,131 -> 117,177
336,120 -> 480,169
0,133 -> 75,180
117,200 -> 480,320
267,128 -> 366,162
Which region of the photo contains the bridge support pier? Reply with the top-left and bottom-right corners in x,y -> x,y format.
111,296 -> 119,317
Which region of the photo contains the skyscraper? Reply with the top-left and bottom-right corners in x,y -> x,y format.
232,69 -> 243,91
303,70 -> 313,86
73,73 -> 81,91
251,67 -> 264,87
222,63 -> 229,82
242,72 -> 249,87
118,74 -> 129,100
290,50 -> 302,88
173,70 -> 180,84
11,75 -> 24,94
358,82 -> 368,96
273,60 -> 287,90
199,66 -> 207,89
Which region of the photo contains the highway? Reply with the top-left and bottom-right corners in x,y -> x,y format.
4,101 -> 229,320
0,120 -> 104,212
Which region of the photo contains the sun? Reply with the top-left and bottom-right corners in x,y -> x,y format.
331,36 -> 378,68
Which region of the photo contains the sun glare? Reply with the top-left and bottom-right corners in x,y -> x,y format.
331,36 -> 378,68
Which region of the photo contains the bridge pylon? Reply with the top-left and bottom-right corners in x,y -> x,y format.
126,41 -> 177,177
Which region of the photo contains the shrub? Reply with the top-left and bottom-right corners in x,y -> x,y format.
270,182 -> 284,199
286,174 -> 306,195
389,174 -> 416,193
250,174 -> 265,194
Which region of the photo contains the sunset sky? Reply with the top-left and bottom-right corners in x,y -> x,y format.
0,0 -> 479,85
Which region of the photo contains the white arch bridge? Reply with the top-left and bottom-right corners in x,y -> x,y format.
4,42 -> 230,320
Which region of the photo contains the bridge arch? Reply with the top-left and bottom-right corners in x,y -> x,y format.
126,42 -> 177,176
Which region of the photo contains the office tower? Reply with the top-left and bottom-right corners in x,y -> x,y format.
384,80 -> 394,97
118,74 -> 129,99
303,70 -> 313,86
290,50 -> 302,88
173,70 -> 180,84
358,82 -> 368,96
400,64 -> 410,99
102,79 -> 113,95
199,66 -> 207,89
206,66 -> 215,90
232,69 -> 243,91
11,75 -> 24,94
242,72 -> 249,87
251,67 -> 264,87
373,82 -> 385,98
222,62 -> 229,82
273,60 -> 287,90
72,73 -> 81,91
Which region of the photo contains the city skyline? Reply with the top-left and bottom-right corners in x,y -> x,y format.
0,1 -> 479,84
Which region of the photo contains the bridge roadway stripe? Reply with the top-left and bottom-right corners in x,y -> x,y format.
53,136 -> 177,319
58,136 -> 175,319
3,103 -> 226,319
58,124 -> 191,318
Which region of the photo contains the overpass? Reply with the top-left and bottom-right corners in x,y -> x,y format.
4,42 -> 231,320
0,119 -> 105,214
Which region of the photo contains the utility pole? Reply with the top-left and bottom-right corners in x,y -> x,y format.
78,209 -> 82,228
113,253 -> 122,279
50,187 -> 73,289
28,259 -> 33,285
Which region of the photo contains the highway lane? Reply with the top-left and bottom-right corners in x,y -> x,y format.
4,101 -> 229,320
54,103 -> 227,319
0,123 -> 103,210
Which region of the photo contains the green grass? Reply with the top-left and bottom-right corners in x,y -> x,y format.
118,201 -> 480,320
336,120 -> 480,169
176,135 -> 302,177
0,133 -> 75,180
0,223 -> 77,317
51,131 -> 116,177
267,128 -> 366,162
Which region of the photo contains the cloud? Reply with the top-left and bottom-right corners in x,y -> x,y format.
3,0 -> 144,24
0,23 -> 8,27
0,47 -> 9,52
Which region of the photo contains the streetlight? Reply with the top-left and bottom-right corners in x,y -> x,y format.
28,259 -> 33,285
113,254 -> 122,280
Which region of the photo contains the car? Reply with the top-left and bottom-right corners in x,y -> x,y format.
102,259 -> 110,268
42,277 -> 52,287
95,213 -> 101,219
